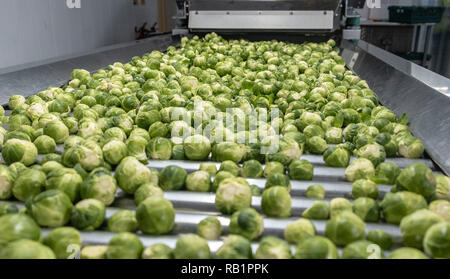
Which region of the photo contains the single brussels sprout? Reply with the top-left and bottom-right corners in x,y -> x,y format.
102,140 -> 127,165
429,200 -> 450,221
2,138 -> 38,166
136,196 -> 175,235
197,216 -> 222,240
26,189 -> 72,227
61,141 -> 103,171
400,209 -> 444,249
71,199 -> 105,231
134,183 -> 163,205
108,210 -> 138,233
8,95 -> 26,110
106,232 -> 143,259
114,156 -> 151,194
352,197 -> 379,222
266,137 -> 302,166
33,135 -> 56,154
0,213 -> 41,244
305,136 -> 328,154
294,236 -> 339,259
211,142 -> 248,163
325,211 -> 366,246
323,147 -> 350,168
80,168 -> 117,206
261,186 -> 291,218
388,247 -> 429,259
344,158 -> 375,182
265,173 -> 291,190
306,184 -> 325,199
398,136 -> 424,159
142,243 -> 173,259
80,245 -> 108,259
0,165 -> 15,200
43,227 -> 82,259
250,184 -> 262,196
366,229 -> 393,250
159,165 -> 187,191
171,144 -> 185,160
215,234 -> 252,259
302,201 -> 329,220
254,236 -> 292,259
0,239 -> 56,259
284,218 -> 316,244
40,153 -> 62,164
380,191 -> 428,224
356,143 -> 386,167
174,234 -> 211,259
211,171 -> 235,192
41,161 -> 64,174
219,160 -> 241,176
146,137 -> 172,160
229,208 -> 264,240
43,120 -> 69,144
183,135 -> 211,160
263,161 -> 285,177
0,203 -> 19,216
186,171 -> 211,192
148,121 -> 168,138
325,127 -> 343,144
371,162 -> 401,185
45,168 -> 83,202
341,240 -> 383,259
199,162 -> 217,176
240,160 -> 263,178
352,179 -> 379,199
395,163 -> 436,200
215,177 -> 252,215
288,159 -> 313,180
435,174 -> 450,201
423,222 -> 450,259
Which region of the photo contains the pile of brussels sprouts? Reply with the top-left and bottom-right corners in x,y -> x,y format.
0,33 -> 449,259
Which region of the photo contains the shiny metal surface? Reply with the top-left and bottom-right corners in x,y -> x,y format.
189,0 -> 342,11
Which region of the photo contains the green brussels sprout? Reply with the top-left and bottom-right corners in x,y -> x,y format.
146,137 -> 172,160
229,208 -> 264,240
108,210 -> 138,233
81,245 -> 108,259
265,173 -> 291,191
240,160 -> 263,178
215,177 -> 252,214
250,184 -> 262,196
183,135 -> 211,161
186,170 -> 211,192
62,117 -> 78,134
305,136 -> 328,154
423,222 -> 450,259
261,186 -> 291,218
106,232 -> 143,259
136,196 -> 175,235
148,168 -> 159,185
302,201 -> 329,219
254,236 -> 292,259
141,243 -> 173,259
102,140 -> 127,165
43,120 -> 69,143
134,183 -> 163,205
356,143 -> 386,167
148,121 -> 168,138
284,218 -> 316,244
104,127 -> 127,142
211,142 -> 248,163
41,161 -> 64,174
263,161 -> 285,177
12,169 -> 45,201
0,213 -> 41,244
306,184 -> 325,199
344,158 -> 375,182
371,162 -> 401,185
197,216 -> 222,240
45,168 -> 83,202
0,165 -> 15,200
288,159 -> 313,180
199,162 -> 217,176
329,197 -> 353,218
40,153 -> 62,164
395,163 -> 436,200
341,240 -> 383,259
212,171 -> 235,192
352,179 -> 379,199
388,247 -> 429,259
114,156 -> 151,194
366,229 -> 393,250
429,200 -> 450,221
266,137 -> 302,166
219,160 -> 241,176
174,234 -> 211,259
397,135 -> 424,159
71,199 -> 105,231
294,236 -> 339,259
380,191 -> 428,224
43,227 -> 82,259
33,135 -> 56,154
62,141 -> 103,171
171,144 -> 185,160
0,239 -> 56,259
325,211 -> 366,246
400,209 -> 444,249
215,234 -> 252,259
159,165 -> 187,191
80,168 -> 117,206
8,95 -> 26,110
2,138 -> 37,166
352,197 -> 380,222
136,110 -> 161,130
323,147 -> 350,168
0,203 -> 19,216
435,174 -> 450,201
26,189 -> 72,227
325,127 -> 343,144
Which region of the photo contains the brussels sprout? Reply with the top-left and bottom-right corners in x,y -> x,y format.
352,197 -> 380,222
43,227 -> 82,259
186,170 -> 211,192
398,136 -> 424,159
148,168 -> 159,185
306,184 -> 325,199
344,158 -> 375,182
265,173 -> 291,191
294,236 -> 339,259
400,209 -> 444,249
146,137 -> 172,160
136,196 -> 175,235
108,210 -> 138,233
341,240 -> 383,259
211,142 -> 248,163
33,135 -> 56,154
0,239 -> 56,259
43,120 -> 69,143
211,171 -> 235,192
62,141 -> 103,171
80,168 -> 117,206
102,140 -> 127,165
219,160 -> 241,176
2,138 -> 37,166
171,144 -> 185,160
249,185 -> 261,196
423,222 -> 450,259
366,229 -> 393,250
114,157 -> 151,194
81,245 -> 108,259
323,147 -> 350,168
45,168 -> 83,202
395,163 -> 436,199
106,232 -> 143,259
148,121 -> 168,138
229,208 -> 264,240
266,137 -> 302,166
302,201 -> 329,220
380,191 -> 427,224
284,218 -> 316,244
388,247 -> 429,259
197,216 -> 222,240
8,95 -> 26,110
141,243 -> 173,259
26,189 -> 72,227
134,183 -> 163,205
325,127 -> 343,144
305,136 -> 328,154
0,165 -> 15,200
71,199 -> 105,231
288,159 -> 313,180
199,162 -> 217,176
261,186 -> 291,218
329,197 -> 353,218
183,135 -> 211,160
356,143 -> 386,167
159,165 -> 187,191
0,203 -> 18,216
40,153 -> 62,164
352,179 -> 379,199
41,161 -> 63,174
325,211 -> 366,246
428,200 -> 450,221
174,234 -> 211,259
0,213 -> 41,244
371,162 -> 401,185
254,236 -> 291,259
435,174 -> 449,201
215,234 -> 252,259
240,160 -> 263,178
263,161 -> 285,177
215,177 -> 252,215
